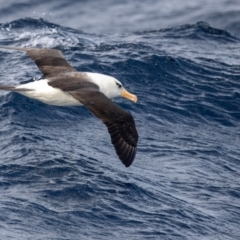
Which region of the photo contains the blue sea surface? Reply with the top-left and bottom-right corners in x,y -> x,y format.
0,1 -> 240,240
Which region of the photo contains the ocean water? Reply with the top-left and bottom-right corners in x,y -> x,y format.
0,1 -> 240,240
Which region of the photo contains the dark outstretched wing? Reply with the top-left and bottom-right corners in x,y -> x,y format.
0,46 -> 77,77
48,74 -> 99,92
69,90 -> 138,167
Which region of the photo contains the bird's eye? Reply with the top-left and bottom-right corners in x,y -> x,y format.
116,82 -> 122,88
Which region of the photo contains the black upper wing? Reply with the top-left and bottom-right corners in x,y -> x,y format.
48,73 -> 99,91
0,46 -> 77,77
69,90 -> 138,167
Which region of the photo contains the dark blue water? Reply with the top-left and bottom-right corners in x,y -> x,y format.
0,1 -> 240,240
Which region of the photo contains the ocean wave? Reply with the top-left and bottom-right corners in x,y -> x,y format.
0,18 -> 239,240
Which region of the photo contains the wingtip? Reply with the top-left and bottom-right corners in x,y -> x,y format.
124,162 -> 132,168
120,147 -> 137,168
123,158 -> 135,168
109,125 -> 138,168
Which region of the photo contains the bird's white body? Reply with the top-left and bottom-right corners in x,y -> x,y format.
15,72 -> 122,106
17,79 -> 83,106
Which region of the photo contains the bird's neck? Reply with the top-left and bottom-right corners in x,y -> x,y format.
85,72 -> 117,99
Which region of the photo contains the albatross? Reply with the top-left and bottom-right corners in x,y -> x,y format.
0,46 -> 138,167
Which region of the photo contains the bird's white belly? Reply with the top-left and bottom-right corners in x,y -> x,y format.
16,79 -> 83,106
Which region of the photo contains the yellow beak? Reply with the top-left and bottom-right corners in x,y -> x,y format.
121,88 -> 137,103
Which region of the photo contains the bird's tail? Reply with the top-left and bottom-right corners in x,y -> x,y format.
0,85 -> 32,92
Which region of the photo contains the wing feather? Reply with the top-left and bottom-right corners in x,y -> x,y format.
0,46 -> 77,77
69,90 -> 138,167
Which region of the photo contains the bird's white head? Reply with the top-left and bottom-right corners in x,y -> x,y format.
87,72 -> 137,102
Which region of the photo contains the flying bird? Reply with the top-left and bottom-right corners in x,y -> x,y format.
0,46 -> 138,167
